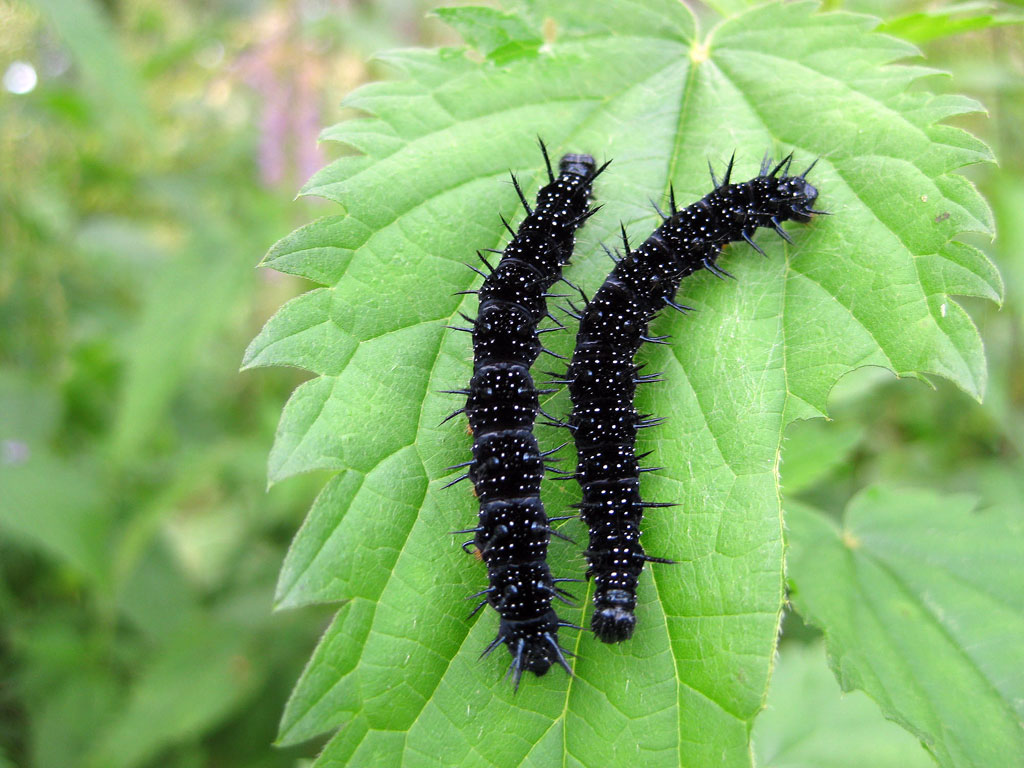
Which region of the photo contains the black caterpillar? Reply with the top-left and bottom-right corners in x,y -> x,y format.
561,153 -> 822,643
444,143 -> 605,686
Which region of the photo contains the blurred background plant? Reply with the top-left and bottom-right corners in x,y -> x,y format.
0,1 -> 1020,767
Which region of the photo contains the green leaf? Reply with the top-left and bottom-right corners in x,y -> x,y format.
83,620 -> 260,768
878,2 -> 1024,44
112,211 -> 256,461
781,419 -> 865,495
30,0 -> 149,134
0,449 -> 111,586
752,641 -> 934,768
249,1 -> 997,764
786,487 -> 1024,767
432,6 -> 542,61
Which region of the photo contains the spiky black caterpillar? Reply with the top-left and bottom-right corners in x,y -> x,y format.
444,144 -> 605,686
562,153 -> 822,643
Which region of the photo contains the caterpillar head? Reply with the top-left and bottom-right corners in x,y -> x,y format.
559,153 -> 597,179
765,154 -> 821,223
774,173 -> 820,223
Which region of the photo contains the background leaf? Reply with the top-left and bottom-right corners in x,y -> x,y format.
786,487 -> 1024,767
751,641 -> 934,768
878,2 -> 1024,44
246,1 -> 997,764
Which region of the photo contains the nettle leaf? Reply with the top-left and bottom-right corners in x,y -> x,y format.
751,641 -> 935,768
244,1 -> 998,765
786,488 -> 1024,767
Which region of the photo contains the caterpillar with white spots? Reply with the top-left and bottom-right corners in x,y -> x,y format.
445,143 -> 606,685
561,153 -> 823,643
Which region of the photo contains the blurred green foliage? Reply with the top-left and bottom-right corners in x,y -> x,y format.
0,0 -> 1022,766
0,1 -> 450,766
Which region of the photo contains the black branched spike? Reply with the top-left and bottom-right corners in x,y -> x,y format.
459,312 -> 477,325
461,540 -> 477,554
439,408 -> 465,425
443,473 -> 470,489
703,258 -> 736,279
552,643 -> 577,663
663,298 -> 692,314
640,333 -> 671,344
452,526 -> 483,536
476,250 -> 495,272
479,633 -> 507,660
464,263 -> 489,280
510,171 -> 533,215
538,421 -> 568,431
742,231 -> 768,258
499,213 -> 516,238
558,621 -> 585,631
452,289 -> 480,296
546,527 -> 576,544
620,223 -> 632,255
771,217 -> 794,243
770,152 -> 794,177
544,466 -> 572,476
468,599 -> 488,619
482,247 -> 504,255
540,442 -> 569,457
592,159 -> 613,181
569,204 -> 603,229
708,159 -> 719,189
550,589 -> 576,607
669,184 -> 678,214
444,325 -> 474,334
446,459 -> 474,471
650,198 -> 669,221
509,644 -> 526,691
601,243 -> 619,264
722,151 -> 736,186
642,554 -> 677,565
636,417 -> 666,429
759,150 -> 773,177
546,634 -> 574,675
539,137 -> 555,183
